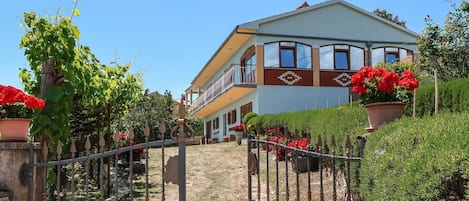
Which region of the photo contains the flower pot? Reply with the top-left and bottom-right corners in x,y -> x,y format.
365,102 -> 405,131
291,156 -> 319,173
235,131 -> 243,145
0,118 -> 31,142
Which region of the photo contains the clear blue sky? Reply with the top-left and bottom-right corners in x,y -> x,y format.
0,0 -> 461,97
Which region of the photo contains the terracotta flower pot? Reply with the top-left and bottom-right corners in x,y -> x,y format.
365,102 -> 405,132
0,118 -> 31,142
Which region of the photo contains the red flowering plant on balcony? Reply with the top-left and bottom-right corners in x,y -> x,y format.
351,66 -> 419,105
0,85 -> 45,118
229,124 -> 244,132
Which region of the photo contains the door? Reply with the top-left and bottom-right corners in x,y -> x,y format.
205,121 -> 212,143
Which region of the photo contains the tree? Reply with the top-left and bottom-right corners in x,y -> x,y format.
418,1 -> 469,81
373,9 -> 407,28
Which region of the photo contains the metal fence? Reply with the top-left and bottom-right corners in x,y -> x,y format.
247,133 -> 362,201
25,120 -> 194,201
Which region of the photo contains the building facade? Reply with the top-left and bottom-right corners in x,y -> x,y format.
185,0 -> 418,142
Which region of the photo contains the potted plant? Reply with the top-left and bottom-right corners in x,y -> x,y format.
0,85 -> 45,142
351,66 -> 419,131
287,136 -> 319,173
229,123 -> 244,145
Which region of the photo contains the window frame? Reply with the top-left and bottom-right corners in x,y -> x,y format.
320,44 -> 364,70
264,41 -> 312,69
372,46 -> 413,65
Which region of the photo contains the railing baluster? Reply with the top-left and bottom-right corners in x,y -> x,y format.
70,139 -> 77,201
85,136 -> 91,201
56,143 -> 62,201
99,135 -> 105,200
331,135 -> 337,201
247,137 -> 252,201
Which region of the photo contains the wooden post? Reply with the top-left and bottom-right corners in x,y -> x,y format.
434,69 -> 439,114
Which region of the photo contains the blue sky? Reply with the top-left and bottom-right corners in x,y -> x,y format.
0,0 -> 461,97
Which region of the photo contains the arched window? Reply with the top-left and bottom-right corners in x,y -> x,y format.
319,44 -> 364,70
372,47 -> 413,66
263,41 -> 312,69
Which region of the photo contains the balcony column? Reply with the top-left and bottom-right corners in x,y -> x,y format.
255,43 -> 264,85
312,46 -> 320,86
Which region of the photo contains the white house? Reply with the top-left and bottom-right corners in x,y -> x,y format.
184,0 -> 418,142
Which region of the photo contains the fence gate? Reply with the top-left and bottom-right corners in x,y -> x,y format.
247,130 -> 363,201
26,107 -> 194,201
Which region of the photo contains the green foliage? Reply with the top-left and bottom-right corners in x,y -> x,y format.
246,105 -> 368,155
418,1 -> 469,81
373,8 -> 407,28
360,112 -> 469,200
404,77 -> 469,117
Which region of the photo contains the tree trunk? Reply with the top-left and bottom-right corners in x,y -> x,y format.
35,59 -> 56,200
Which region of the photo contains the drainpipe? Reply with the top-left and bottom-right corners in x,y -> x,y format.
366,41 -> 373,66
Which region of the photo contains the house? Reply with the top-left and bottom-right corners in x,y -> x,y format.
184,0 -> 418,142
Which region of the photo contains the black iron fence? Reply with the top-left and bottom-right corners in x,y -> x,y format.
247,134 -> 362,201
25,119 -> 194,201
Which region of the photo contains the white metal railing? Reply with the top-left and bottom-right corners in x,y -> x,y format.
189,64 -> 256,114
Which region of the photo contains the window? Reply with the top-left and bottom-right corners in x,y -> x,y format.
264,41 -> 312,68
320,44 -> 364,70
212,117 -> 219,130
241,47 -> 256,83
372,47 -> 412,66
227,109 -> 237,125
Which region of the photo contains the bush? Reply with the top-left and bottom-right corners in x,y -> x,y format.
405,77 -> 469,117
360,112 -> 469,200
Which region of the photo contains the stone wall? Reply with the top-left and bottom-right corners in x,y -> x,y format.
0,142 -> 39,201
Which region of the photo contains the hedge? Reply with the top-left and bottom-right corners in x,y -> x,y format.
405,77 -> 469,117
360,112 -> 469,200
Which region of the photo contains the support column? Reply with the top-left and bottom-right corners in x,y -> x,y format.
0,142 -> 40,201
255,43 -> 264,85
312,46 -> 320,86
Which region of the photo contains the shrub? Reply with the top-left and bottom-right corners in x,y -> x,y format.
360,112 -> 469,200
405,77 -> 469,117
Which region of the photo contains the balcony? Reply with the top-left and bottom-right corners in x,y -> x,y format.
189,64 -> 256,116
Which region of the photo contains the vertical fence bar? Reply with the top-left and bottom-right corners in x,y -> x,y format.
331,135 -> 337,201
317,135 -> 324,201
275,136 -> 279,201
307,155 -> 312,201
295,133 -> 300,200
158,121 -> 165,201
247,136 -> 252,201
56,143 -> 62,201
113,134 -> 119,201
128,128 -> 135,201
41,142 -> 48,201
177,119 -> 187,201
70,140 -> 77,201
346,135 -> 352,201
266,141 -> 270,201
284,134 -> 289,201
99,135 -> 105,200
85,136 -> 91,201
257,135 -> 261,201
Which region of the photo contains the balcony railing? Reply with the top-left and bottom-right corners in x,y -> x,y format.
190,64 -> 256,114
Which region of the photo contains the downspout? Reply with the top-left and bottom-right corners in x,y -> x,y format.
366,41 -> 373,66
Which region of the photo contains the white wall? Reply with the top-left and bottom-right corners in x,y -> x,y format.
256,85 -> 349,115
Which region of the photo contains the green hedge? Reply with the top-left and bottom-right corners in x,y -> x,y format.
246,104 -> 367,149
405,78 -> 469,117
360,112 -> 469,200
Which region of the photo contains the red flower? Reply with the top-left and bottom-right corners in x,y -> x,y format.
351,66 -> 420,105
0,85 -> 46,118
229,124 -> 244,131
